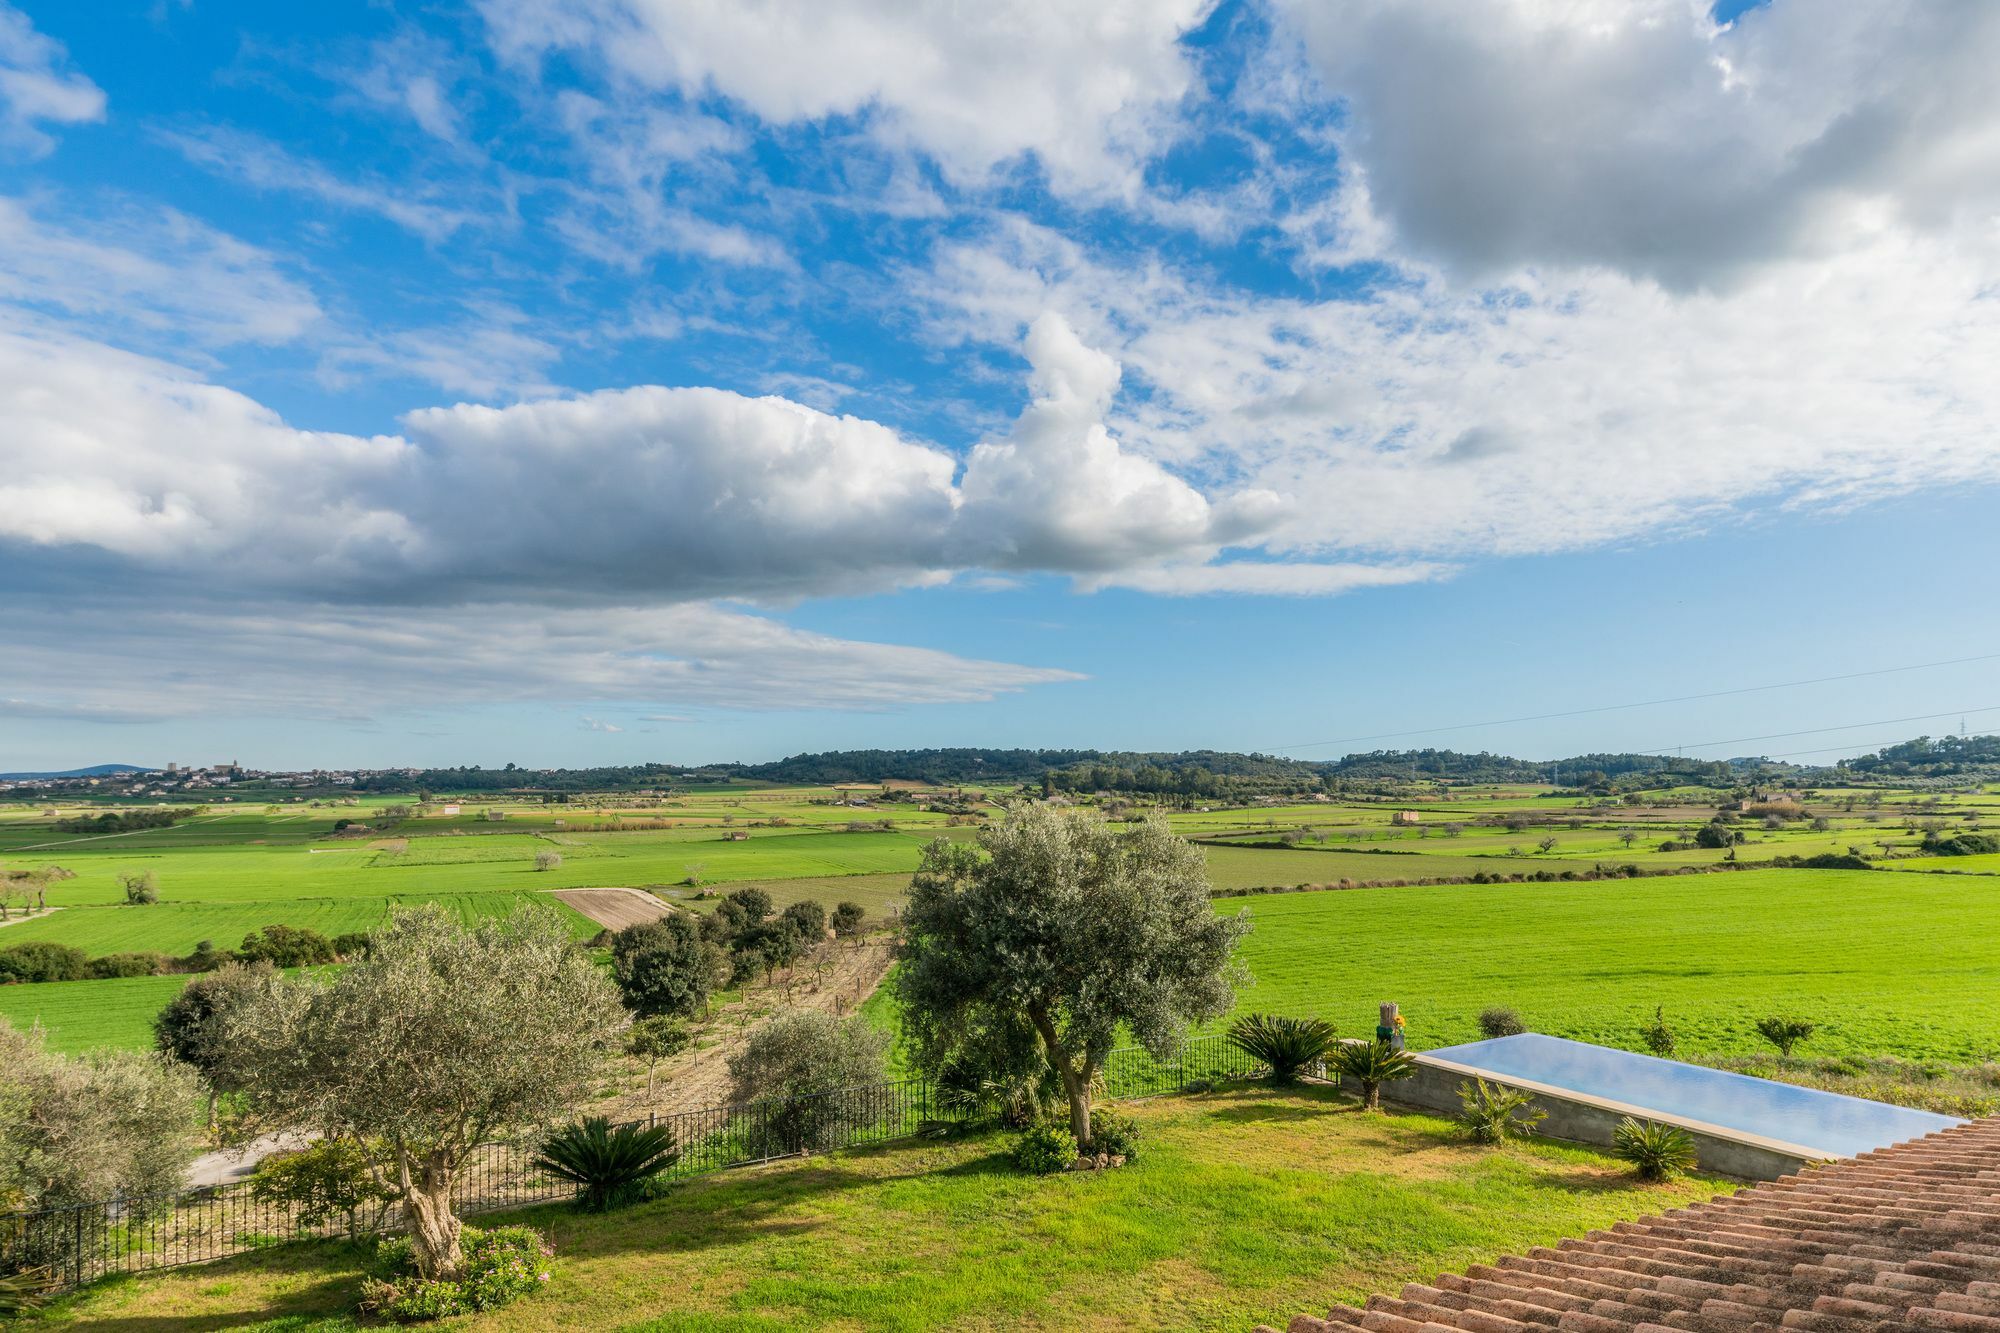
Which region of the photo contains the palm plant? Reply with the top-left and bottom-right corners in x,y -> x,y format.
534,1116 -> 681,1211
0,1267 -> 53,1316
1456,1078 -> 1546,1143
1329,1039 -> 1417,1110
1227,1014 -> 1339,1084
1612,1116 -> 1697,1180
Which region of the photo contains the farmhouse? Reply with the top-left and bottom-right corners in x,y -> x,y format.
1391,809 -> 1421,826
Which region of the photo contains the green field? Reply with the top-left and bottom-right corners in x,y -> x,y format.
0,972 -> 192,1052
1221,868 -> 2000,1061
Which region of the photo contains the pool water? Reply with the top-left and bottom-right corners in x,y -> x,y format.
1426,1032 -> 1963,1158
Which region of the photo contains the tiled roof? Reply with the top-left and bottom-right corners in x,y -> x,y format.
1269,1115 -> 2000,1333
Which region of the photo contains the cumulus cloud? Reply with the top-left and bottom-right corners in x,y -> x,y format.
476,0 -> 1213,195
919,218 -> 2000,564
1274,0 -> 2000,287
0,3 -> 103,157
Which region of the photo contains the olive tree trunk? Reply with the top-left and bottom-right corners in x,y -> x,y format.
400,1155 -> 463,1279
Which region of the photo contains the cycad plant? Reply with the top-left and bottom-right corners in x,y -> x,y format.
1612,1116 -> 1698,1180
534,1116 -> 681,1211
1456,1078 -> 1546,1143
1329,1039 -> 1417,1110
1227,1014 -> 1339,1084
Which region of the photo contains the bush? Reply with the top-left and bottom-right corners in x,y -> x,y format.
332,932 -> 371,960
1755,1016 -> 1817,1057
1612,1117 -> 1698,1180
1642,1005 -> 1677,1057
533,1116 -> 680,1211
1927,832 -> 2000,856
1329,1040 -> 1417,1110
238,924 -> 336,967
727,1009 -> 888,1154
1226,1013 -> 1338,1083
0,1268 -> 53,1316
88,951 -> 171,979
361,1225 -> 553,1322
1012,1121 -> 1077,1175
250,1138 -> 396,1229
1456,1078 -> 1546,1143
533,851 -> 563,872
1477,1006 -> 1526,1039
1086,1107 -> 1141,1160
0,941 -> 89,983
830,901 -> 866,938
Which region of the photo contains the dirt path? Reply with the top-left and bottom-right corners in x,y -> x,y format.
600,935 -> 898,1121
0,906 -> 63,929
550,886 -> 676,931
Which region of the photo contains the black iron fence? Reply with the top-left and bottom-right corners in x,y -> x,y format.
3,1032 -> 1257,1291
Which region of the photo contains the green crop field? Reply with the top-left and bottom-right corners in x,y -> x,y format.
1220,867 -> 2000,1062
0,972 -> 192,1052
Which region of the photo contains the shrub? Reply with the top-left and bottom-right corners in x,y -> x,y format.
361,1225 -> 553,1322
1329,1040 -> 1418,1110
1755,1016 -> 1817,1057
1694,821 -> 1739,849
830,901 -> 866,938
1456,1078 -> 1546,1143
727,1009 -> 888,1154
1012,1121 -> 1077,1175
1927,832 -> 2000,856
1477,1006 -> 1526,1039
88,951 -> 170,978
779,899 -> 827,942
250,1138 -> 396,1230
332,932 -> 371,960
1227,1013 -> 1337,1083
237,924 -> 336,967
0,1267 -> 53,1316
1613,1117 -> 1698,1180
0,941 -> 90,983
533,851 -> 562,872
1642,1005 -> 1677,1057
533,1116 -> 680,1211
1086,1106 -> 1141,1160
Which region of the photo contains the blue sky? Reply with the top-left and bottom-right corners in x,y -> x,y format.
3,0 -> 1997,772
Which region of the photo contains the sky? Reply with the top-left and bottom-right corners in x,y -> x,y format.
3,0 -> 1999,773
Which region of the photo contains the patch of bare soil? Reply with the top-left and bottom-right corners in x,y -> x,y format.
598,935 -> 898,1121
551,886 -> 676,931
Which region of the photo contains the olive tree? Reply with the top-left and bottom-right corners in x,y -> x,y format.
896,807 -> 1248,1148
0,1019 -> 203,1214
223,905 -> 623,1280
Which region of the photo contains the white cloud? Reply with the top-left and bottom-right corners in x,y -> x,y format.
476,0 -> 1215,195
0,196 -> 322,347
0,597 -> 1083,721
1273,0 -> 2000,287
156,126 -> 484,243
0,3 -> 104,157
918,217 -> 2000,564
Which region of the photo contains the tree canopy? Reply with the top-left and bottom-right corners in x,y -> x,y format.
895,807 -> 1248,1147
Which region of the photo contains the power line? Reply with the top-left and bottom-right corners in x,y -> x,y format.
1271,650 -> 2000,753
1630,705 -> 2000,758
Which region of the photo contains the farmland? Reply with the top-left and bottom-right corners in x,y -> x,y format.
5,776 -> 1999,1061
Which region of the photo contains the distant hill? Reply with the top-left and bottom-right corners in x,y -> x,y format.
0,763 -> 150,780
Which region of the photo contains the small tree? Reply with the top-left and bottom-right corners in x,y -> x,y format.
533,851 -> 562,872
223,905 -> 623,1279
1536,836 -> 1558,854
1477,1006 -> 1526,1039
1641,1005 -> 1677,1057
119,870 -> 159,905
154,961 -> 277,1126
611,915 -> 711,1018
728,1009 -> 886,1154
625,1014 -> 689,1099
1754,1015 -> 1816,1057
896,808 -> 1248,1147
830,902 -> 866,939
1329,1039 -> 1416,1110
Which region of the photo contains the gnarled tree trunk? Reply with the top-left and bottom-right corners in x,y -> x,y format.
1029,1006 -> 1096,1150
401,1156 -> 463,1279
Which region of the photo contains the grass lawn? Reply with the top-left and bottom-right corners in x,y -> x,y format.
1225,868 -> 2000,1061
38,1086 -> 1730,1332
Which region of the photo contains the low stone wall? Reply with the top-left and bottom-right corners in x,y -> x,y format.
1329,1042 -> 1825,1181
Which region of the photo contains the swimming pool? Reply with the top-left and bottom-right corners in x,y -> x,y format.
1424,1032 -> 1962,1159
